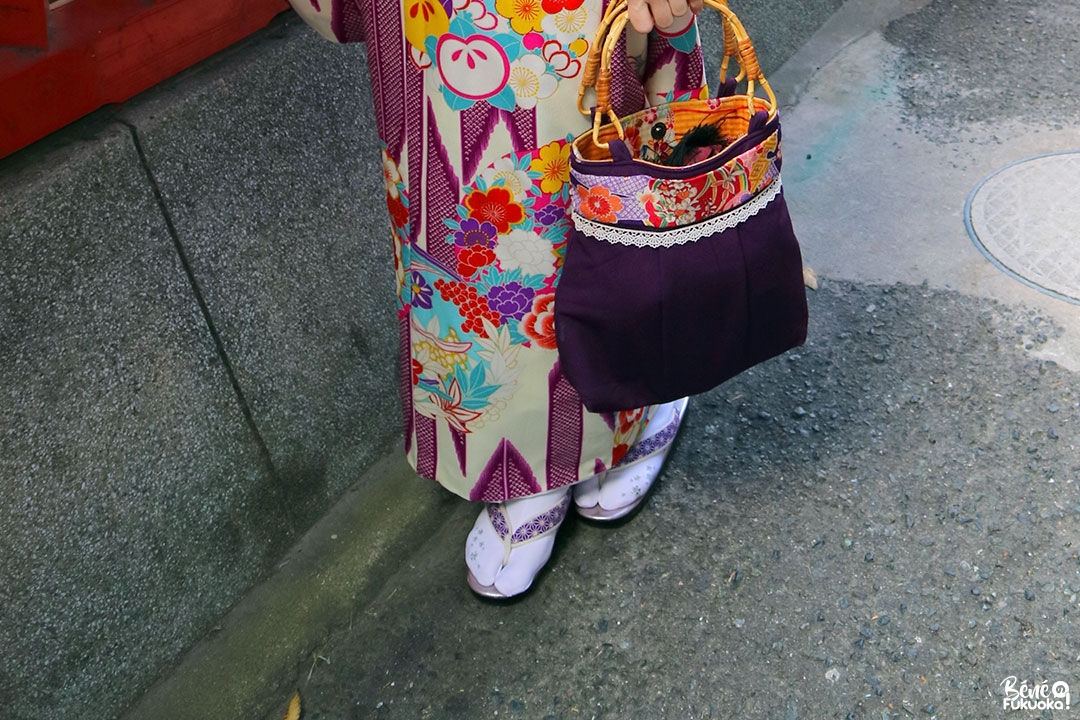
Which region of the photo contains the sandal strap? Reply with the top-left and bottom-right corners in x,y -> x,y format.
615,402 -> 684,468
486,493 -> 571,546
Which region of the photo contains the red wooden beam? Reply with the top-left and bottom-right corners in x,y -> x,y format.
0,0 -> 290,159
0,0 -> 47,48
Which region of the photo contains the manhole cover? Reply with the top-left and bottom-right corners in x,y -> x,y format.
965,151 -> 1080,305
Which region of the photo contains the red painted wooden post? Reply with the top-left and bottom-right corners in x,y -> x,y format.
0,0 -> 290,159
0,0 -> 48,48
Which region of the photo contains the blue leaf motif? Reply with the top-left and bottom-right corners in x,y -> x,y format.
493,33 -> 523,62
488,85 -> 518,112
440,85 -> 475,111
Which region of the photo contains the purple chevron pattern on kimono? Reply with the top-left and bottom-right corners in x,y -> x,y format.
460,102 -> 503,185
546,362 -> 583,490
405,68 -> 425,247
294,1 -> 703,500
471,439 -> 542,502
331,0 -> 364,43
460,103 -> 540,186
360,5 -> 405,159
506,107 -> 538,161
675,47 -> 705,93
452,428 -> 468,476
399,308 -> 414,455
423,102 -> 460,270
415,414 -> 438,479
609,33 -> 647,119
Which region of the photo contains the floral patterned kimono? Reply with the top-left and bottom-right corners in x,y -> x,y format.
289,0 -> 704,501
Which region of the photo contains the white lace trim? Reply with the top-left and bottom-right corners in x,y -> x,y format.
572,177 -> 782,248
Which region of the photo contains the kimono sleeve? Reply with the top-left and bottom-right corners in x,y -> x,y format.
287,0 -> 366,43
606,15 -> 705,118
641,15 -> 708,107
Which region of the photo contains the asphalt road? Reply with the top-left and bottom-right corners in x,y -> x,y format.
267,280 -> 1080,720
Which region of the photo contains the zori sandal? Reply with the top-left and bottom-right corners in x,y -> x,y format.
465,488 -> 572,599
574,397 -> 688,521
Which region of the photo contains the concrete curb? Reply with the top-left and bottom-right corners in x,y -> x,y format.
122,451 -> 462,720
768,0 -> 932,107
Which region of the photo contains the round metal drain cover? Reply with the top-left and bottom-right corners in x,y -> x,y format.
965,151 -> 1080,305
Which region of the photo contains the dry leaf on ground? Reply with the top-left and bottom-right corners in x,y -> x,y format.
282,691 -> 300,720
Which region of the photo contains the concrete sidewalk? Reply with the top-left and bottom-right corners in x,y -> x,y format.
1,18 -> 400,720
125,0 -> 1080,719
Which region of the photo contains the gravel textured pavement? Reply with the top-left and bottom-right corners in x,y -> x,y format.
265,281 -> 1080,720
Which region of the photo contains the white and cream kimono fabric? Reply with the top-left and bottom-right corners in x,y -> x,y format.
288,0 -> 704,501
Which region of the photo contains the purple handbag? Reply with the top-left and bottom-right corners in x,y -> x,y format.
555,0 -> 808,412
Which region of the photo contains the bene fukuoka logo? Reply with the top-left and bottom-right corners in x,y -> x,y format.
1000,676 -> 1071,712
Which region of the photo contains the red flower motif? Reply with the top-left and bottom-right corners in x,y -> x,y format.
541,0 -> 584,11
461,308 -> 501,337
521,293 -> 557,350
435,279 -> 502,338
672,174 -> 713,197
648,138 -> 673,162
465,186 -> 525,235
611,443 -> 629,466
457,245 -> 497,278
577,185 -> 623,223
387,194 -> 409,229
411,358 -> 423,385
617,407 -> 645,435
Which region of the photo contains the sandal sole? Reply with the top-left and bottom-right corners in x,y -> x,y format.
575,496 -> 644,521
466,570 -> 511,599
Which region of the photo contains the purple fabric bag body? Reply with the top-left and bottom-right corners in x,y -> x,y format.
557,102 -> 809,413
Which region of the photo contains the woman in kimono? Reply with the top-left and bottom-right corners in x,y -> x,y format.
288,0 -> 705,598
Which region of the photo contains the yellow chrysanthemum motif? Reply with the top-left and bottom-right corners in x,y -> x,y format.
488,168 -> 528,198
495,0 -> 546,34
415,329 -> 469,372
403,0 -> 449,55
552,7 -> 588,35
509,65 -> 541,98
531,140 -> 571,195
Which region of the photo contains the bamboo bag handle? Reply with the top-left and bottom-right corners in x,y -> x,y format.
576,0 -> 745,117
582,0 -> 778,148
